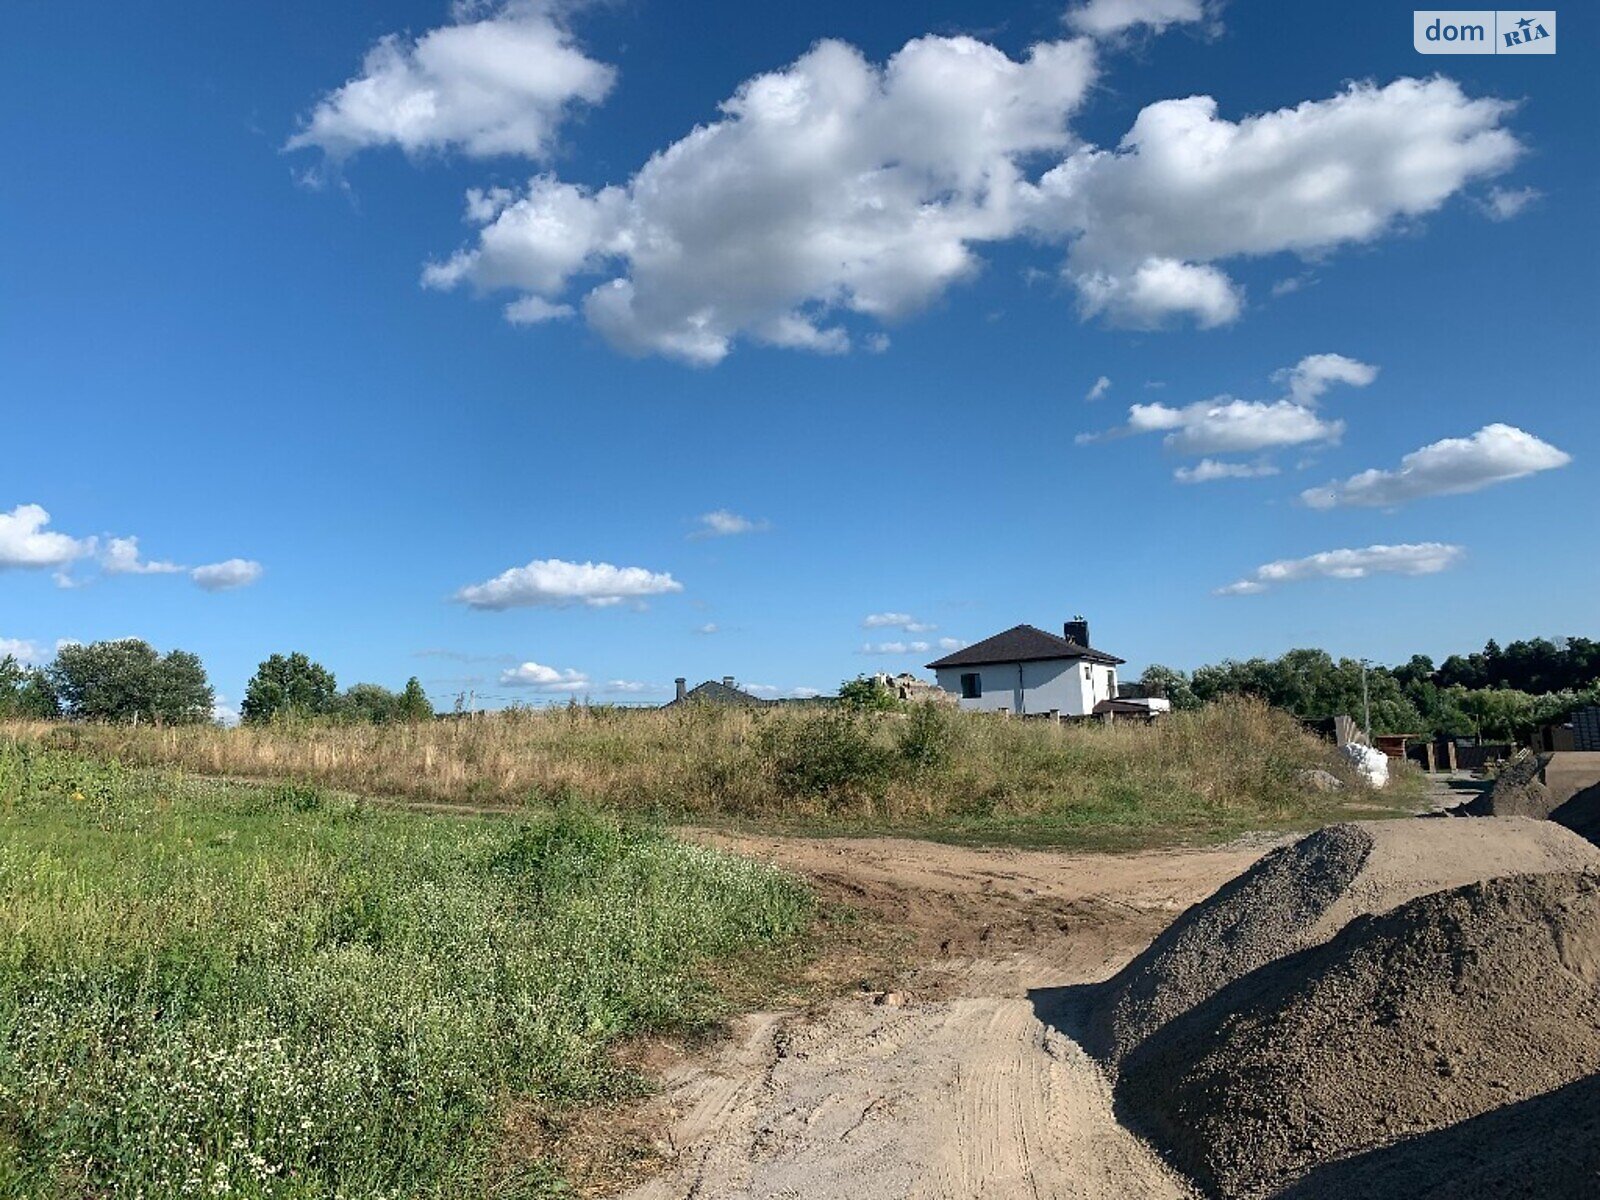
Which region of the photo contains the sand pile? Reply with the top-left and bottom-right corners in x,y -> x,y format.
1117,871 -> 1600,1199
1086,818 -> 1600,1069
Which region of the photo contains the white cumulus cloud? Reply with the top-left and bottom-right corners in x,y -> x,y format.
391,25 -> 1518,358
1481,185 -> 1541,221
860,640 -> 932,655
690,510 -> 770,539
424,34 -> 1098,363
1034,78 -> 1520,328
455,557 -> 682,609
1098,398 -> 1343,455
1086,374 -> 1112,402
1081,350 -> 1376,458
1072,257 -> 1241,328
191,559 -> 264,592
1218,542 -> 1464,595
101,536 -> 184,576
862,612 -> 937,632
286,1 -> 615,162
0,504 -> 94,569
504,295 -> 575,324
1173,458 -> 1281,484
1274,353 -> 1379,406
500,661 -> 590,691
1301,423 -> 1571,509
1065,0 -> 1207,37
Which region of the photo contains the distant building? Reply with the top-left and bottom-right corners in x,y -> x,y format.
663,676 -> 769,708
926,618 -> 1125,717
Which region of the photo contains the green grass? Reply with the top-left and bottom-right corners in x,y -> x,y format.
0,742 -> 811,1198
7,698 -> 1406,839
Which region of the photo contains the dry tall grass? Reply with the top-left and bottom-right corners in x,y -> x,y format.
3,697 -> 1368,831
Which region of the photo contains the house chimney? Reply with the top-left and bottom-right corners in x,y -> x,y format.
1064,616 -> 1090,647
674,677 -> 687,702
723,675 -> 736,688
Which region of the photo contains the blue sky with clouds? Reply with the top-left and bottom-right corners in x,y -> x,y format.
2,0 -> 1594,713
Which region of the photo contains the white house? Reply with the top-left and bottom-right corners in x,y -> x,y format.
926,619 -> 1125,717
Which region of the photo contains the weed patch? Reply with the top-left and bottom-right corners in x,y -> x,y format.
0,745 -> 811,1197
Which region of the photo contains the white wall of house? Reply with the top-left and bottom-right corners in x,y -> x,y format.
934,659 -> 1118,716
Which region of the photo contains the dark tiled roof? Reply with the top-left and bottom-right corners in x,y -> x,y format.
663,679 -> 769,707
926,624 -> 1125,670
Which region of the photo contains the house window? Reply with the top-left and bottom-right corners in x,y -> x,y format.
960,673 -> 982,699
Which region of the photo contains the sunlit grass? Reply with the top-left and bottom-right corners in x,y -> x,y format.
1,697 -> 1403,843
0,743 -> 811,1198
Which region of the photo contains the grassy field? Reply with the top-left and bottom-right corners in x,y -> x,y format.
0,741 -> 811,1198
0,698 -> 1416,848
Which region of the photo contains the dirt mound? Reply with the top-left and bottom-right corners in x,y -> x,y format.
1118,871 -> 1600,1200
1086,818 -> 1600,1068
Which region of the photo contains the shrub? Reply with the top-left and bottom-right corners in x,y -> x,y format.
896,701 -> 957,773
759,709 -> 894,809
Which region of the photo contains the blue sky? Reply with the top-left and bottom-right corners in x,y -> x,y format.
1,1 -> 1594,714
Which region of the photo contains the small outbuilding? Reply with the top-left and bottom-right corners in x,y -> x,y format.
926,618 -> 1124,717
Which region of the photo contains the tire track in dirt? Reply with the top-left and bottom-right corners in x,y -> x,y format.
619,834 -> 1274,1199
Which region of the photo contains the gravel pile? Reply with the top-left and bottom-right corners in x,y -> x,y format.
1462,753 -> 1554,818
1457,753 -> 1600,848
1117,871 -> 1600,1198
1086,818 -> 1600,1070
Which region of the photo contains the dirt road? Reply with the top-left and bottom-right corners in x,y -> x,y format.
620,833 -> 1278,1199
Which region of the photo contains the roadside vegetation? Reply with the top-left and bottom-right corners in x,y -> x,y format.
3,695 -> 1411,847
0,742 -> 811,1197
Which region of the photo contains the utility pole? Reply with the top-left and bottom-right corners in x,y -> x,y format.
1360,659 -> 1372,742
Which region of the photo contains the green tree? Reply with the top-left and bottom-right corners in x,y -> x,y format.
0,655 -> 61,719
241,653 -> 338,724
336,683 -> 401,725
1140,664 -> 1200,710
1457,687 -> 1536,742
48,640 -> 213,725
397,677 -> 434,723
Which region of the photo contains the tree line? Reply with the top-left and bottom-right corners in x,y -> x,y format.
1141,635 -> 1600,743
0,641 -> 433,726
